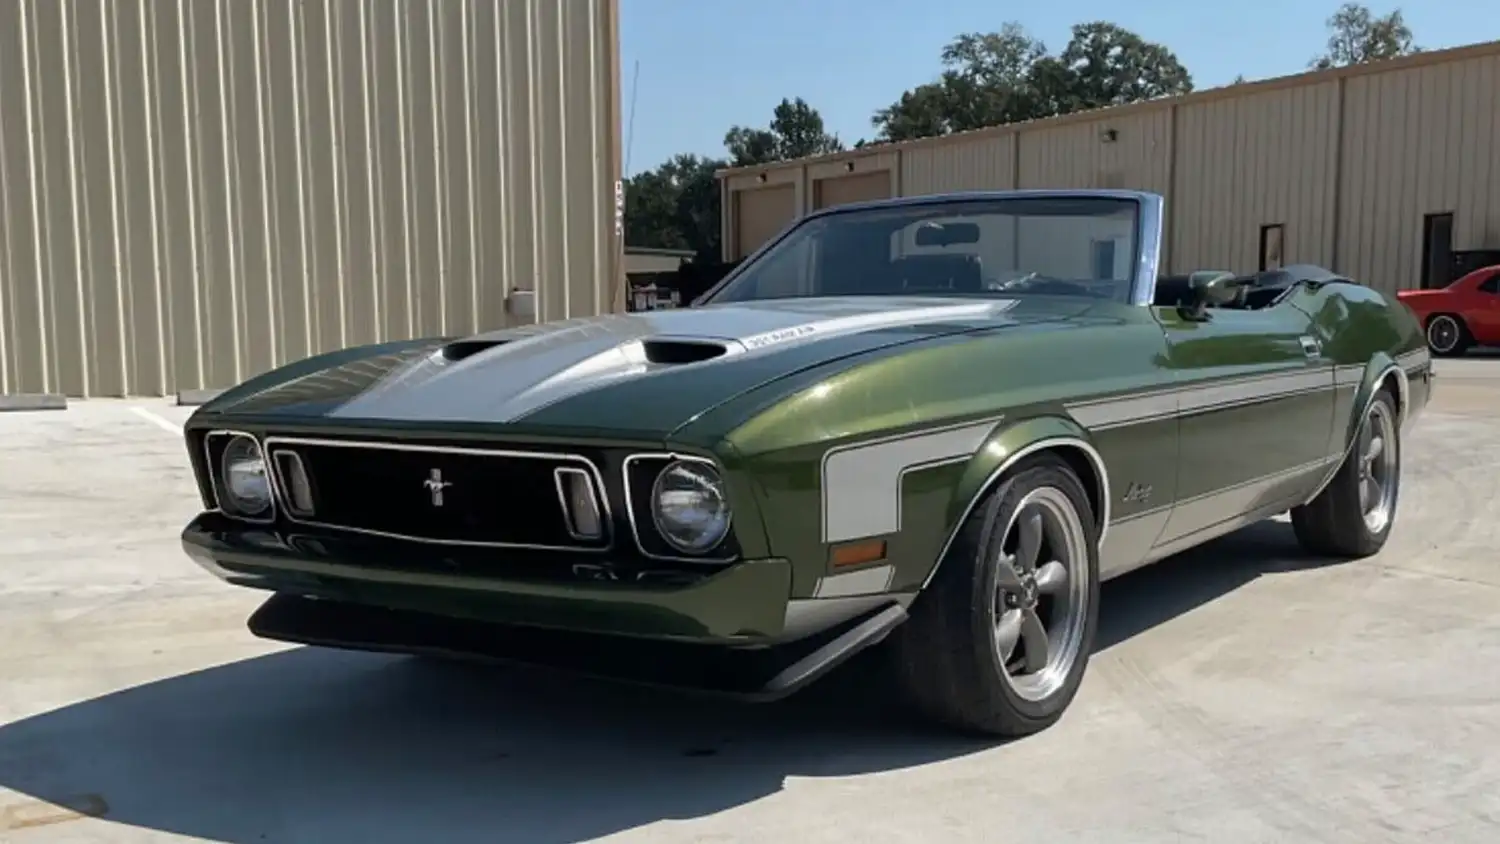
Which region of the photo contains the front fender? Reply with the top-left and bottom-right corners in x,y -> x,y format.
910,415 -> 1110,592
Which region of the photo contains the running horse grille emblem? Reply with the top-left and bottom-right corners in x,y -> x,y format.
422,468 -> 454,507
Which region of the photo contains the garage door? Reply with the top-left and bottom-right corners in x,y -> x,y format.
734,184 -> 796,259
813,170 -> 891,210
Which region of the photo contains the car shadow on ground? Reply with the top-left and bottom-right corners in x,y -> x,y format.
0,520 -> 1345,843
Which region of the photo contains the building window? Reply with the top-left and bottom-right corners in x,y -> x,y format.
1091,239 -> 1117,280
1259,224 -> 1284,271
1421,212 -> 1455,289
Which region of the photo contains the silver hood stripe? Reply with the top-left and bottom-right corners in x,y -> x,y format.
325,297 -> 1021,423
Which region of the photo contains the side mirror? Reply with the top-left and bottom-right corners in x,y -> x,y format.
1180,271 -> 1243,320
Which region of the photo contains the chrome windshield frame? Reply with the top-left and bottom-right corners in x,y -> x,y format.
1126,191 -> 1165,307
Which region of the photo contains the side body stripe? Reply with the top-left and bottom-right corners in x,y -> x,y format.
1065,367 -> 1333,430
820,418 -> 999,544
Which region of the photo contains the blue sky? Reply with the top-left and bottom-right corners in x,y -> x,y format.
619,0 -> 1497,175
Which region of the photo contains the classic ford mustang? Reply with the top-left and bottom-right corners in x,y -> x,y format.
181,189 -> 1433,736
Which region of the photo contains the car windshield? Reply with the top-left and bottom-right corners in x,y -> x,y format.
703,195 -> 1143,305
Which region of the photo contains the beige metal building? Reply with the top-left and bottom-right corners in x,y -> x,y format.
719,40 -> 1500,298
0,0 -> 623,400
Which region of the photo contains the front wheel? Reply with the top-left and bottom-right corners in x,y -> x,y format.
890,454 -> 1100,737
1291,388 -> 1401,557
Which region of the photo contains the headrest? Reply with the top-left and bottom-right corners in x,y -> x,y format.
894,253 -> 982,291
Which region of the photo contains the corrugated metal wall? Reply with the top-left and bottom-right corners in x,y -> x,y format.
1171,81 -> 1341,274
0,0 -> 621,399
1014,111 -> 1173,195
720,41 -> 1500,296
1338,52 -> 1500,288
901,135 -> 1014,193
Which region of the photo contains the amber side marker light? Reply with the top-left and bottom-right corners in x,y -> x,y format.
829,539 -> 887,568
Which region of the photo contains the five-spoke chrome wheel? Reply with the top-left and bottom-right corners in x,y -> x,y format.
1291,387 -> 1402,558
1357,398 -> 1398,534
892,453 -> 1100,737
991,486 -> 1091,702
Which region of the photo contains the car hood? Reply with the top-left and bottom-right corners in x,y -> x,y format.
203,296 -> 1087,437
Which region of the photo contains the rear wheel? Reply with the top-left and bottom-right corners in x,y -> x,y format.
1425,313 -> 1471,356
1291,388 -> 1400,557
891,454 -> 1099,737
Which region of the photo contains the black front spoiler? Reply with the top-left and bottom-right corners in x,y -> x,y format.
248,593 -> 908,702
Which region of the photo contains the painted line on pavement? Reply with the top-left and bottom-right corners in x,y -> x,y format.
131,406 -> 183,434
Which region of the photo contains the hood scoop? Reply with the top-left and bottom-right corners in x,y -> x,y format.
441,339 -> 510,362
440,335 -> 732,368
641,338 -> 730,365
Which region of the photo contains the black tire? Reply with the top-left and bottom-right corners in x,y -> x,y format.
1291,388 -> 1401,557
890,453 -> 1100,737
1425,313 -> 1471,357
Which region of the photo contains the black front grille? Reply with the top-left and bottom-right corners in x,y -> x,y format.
267,440 -> 608,549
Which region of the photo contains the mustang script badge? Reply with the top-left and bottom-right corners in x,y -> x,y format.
423,468 -> 454,507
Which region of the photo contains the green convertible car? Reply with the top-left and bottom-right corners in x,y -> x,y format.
181,189 -> 1433,736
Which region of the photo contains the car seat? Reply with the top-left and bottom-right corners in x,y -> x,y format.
892,254 -> 984,293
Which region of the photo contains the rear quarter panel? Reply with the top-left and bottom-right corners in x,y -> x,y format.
1296,281 -> 1430,451
1393,288 -> 1451,323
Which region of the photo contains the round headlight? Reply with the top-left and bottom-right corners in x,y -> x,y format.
220,435 -> 272,517
650,460 -> 731,554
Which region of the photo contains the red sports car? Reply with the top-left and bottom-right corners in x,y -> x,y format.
1396,265 -> 1500,356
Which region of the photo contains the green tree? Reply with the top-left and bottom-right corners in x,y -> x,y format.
1310,3 -> 1418,69
873,24 -> 1051,140
721,126 -> 778,168
724,97 -> 844,166
1051,22 -> 1194,109
623,153 -> 724,262
870,83 -> 955,142
626,96 -> 843,260
872,21 -> 1193,142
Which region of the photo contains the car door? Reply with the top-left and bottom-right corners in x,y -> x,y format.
1151,299 -> 1335,547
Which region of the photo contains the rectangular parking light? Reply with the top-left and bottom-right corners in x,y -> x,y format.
555,467 -> 603,540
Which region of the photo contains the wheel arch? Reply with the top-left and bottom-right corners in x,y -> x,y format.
920,416 -> 1110,591
1303,357 -> 1407,506
1425,310 -> 1466,328
1358,357 -> 1408,436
